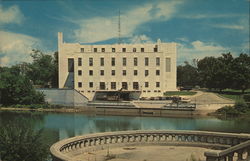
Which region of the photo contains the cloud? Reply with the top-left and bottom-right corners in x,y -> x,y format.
210,17 -> 249,32
177,37 -> 189,42
212,24 -> 244,30
0,31 -> 41,66
73,1 -> 184,43
179,13 -> 243,19
0,4 -> 24,25
129,34 -> 153,44
177,40 -> 231,64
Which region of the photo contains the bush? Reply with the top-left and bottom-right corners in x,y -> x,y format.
234,100 -> 249,113
216,106 -> 240,116
243,94 -> 250,102
0,119 -> 48,161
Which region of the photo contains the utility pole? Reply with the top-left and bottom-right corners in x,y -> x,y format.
118,10 -> 121,44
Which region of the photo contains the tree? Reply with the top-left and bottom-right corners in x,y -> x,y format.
177,61 -> 199,87
197,56 -> 219,89
231,53 -> 250,93
26,50 -> 58,88
0,66 -> 44,105
0,119 -> 48,161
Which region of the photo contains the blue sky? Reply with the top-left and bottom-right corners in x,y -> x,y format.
0,0 -> 249,66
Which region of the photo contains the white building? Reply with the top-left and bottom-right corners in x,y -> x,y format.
58,32 -> 177,101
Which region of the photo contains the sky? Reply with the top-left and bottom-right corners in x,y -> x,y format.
0,0 -> 249,66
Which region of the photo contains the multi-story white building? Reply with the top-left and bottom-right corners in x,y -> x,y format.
58,32 -> 177,101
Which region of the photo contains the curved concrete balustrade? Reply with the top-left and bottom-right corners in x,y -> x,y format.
50,130 -> 250,161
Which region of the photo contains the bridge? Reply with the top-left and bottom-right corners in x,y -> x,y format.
50,130 -> 250,161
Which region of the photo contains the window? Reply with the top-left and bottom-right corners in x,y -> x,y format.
111,57 -> 115,66
78,70 -> 82,76
100,82 -> 105,90
156,57 -> 160,66
156,82 -> 160,88
102,48 -> 105,52
89,70 -> 93,76
145,70 -> 149,76
111,70 -> 115,76
134,57 -> 138,66
145,82 -> 149,88
122,82 -> 128,90
78,58 -> 82,66
80,48 -> 84,53
100,57 -> 104,66
112,48 -> 115,52
145,57 -> 149,66
134,70 -> 138,76
89,82 -> 93,88
94,48 -> 97,52
100,70 -> 104,76
133,82 -> 139,90
154,47 -> 158,52
111,82 -> 116,90
166,58 -> 171,72
78,82 -> 82,88
122,70 -> 126,76
89,58 -> 93,66
156,70 -> 160,75
122,48 -> 126,52
133,48 -> 136,52
122,57 -> 126,66
141,48 -> 144,52
68,58 -> 74,72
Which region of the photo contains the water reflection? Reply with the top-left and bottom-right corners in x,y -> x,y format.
1,111 -> 250,143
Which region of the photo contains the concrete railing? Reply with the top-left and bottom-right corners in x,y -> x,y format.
205,140 -> 250,161
50,130 -> 250,161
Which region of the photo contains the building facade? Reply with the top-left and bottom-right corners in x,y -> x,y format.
58,32 -> 177,101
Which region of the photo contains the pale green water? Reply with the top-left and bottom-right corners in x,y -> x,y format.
0,111 -> 249,139
0,111 -> 249,156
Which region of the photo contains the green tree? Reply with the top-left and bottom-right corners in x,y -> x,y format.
231,53 -> 250,93
0,66 -> 44,105
0,119 -> 48,161
26,50 -> 58,88
197,53 -> 235,91
197,56 -> 219,89
177,61 -> 199,87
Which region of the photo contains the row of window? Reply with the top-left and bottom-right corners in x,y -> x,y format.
77,82 -> 161,89
79,90 -> 161,93
78,69 -> 161,76
78,57 -> 161,66
80,47 -> 158,53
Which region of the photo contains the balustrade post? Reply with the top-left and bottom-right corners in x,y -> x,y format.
88,139 -> 92,146
115,136 -> 118,143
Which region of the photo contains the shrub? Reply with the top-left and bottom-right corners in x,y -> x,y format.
216,106 -> 240,116
234,100 -> 249,113
243,94 -> 250,102
0,119 -> 48,161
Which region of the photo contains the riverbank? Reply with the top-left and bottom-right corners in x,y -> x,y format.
0,91 -> 236,117
0,105 -> 230,118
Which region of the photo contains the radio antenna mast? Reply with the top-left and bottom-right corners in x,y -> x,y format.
118,10 -> 121,44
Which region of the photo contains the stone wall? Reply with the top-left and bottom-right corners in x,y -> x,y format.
37,89 -> 88,107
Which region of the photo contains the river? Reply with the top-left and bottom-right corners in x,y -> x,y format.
0,110 -> 249,158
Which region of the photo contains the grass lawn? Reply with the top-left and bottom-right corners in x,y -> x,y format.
215,89 -> 250,101
164,91 -> 197,96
